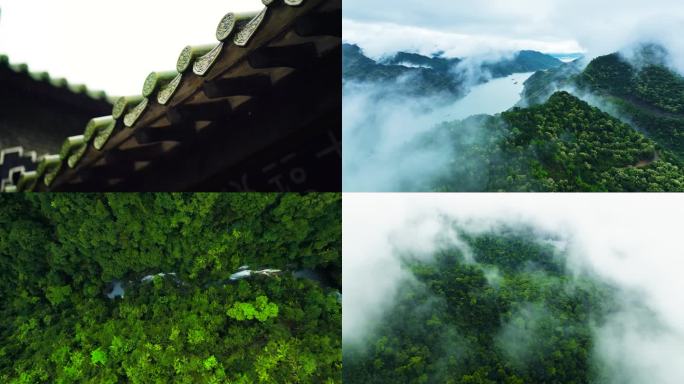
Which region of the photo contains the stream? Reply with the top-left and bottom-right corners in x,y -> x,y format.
105,267 -> 341,302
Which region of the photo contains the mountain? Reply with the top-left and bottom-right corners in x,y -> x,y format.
342,43 -> 465,96
520,59 -> 584,105
430,91 -> 684,191
344,225 -> 615,383
383,50 -> 561,76
343,43 -> 564,97
382,51 -> 462,72
521,45 -> 684,162
484,50 -> 565,77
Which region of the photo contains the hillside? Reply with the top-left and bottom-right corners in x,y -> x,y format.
383,51 -> 461,72
521,46 -> 684,160
484,50 -> 565,78
342,44 -> 465,96
344,226 -> 616,383
431,91 -> 684,191
520,59 -> 584,105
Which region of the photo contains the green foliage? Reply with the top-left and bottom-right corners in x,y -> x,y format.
575,51 -> 684,163
578,50 -> 684,114
343,44 -> 465,97
634,65 -> 684,113
90,347 -> 107,366
0,193 -> 341,384
203,355 -> 218,371
434,91 -> 684,191
523,47 -> 684,165
227,295 -> 279,322
344,227 -> 617,383
520,59 -> 583,105
46,285 -> 72,306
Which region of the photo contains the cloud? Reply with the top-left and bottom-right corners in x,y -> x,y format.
342,80 -> 460,191
343,193 -> 684,382
342,68 -> 537,191
343,19 -> 582,60
343,0 -> 684,73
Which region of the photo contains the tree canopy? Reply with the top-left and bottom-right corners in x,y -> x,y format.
344,226 -> 616,383
522,46 -> 684,163
432,91 -> 684,191
0,193 -> 341,383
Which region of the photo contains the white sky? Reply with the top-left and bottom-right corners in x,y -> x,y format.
0,0 -> 263,96
343,0 -> 684,63
344,193 -> 684,383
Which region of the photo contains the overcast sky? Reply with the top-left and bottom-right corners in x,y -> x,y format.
0,0 -> 262,96
343,0 -> 684,62
344,193 -> 684,383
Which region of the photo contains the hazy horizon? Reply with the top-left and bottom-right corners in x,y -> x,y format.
343,0 -> 684,72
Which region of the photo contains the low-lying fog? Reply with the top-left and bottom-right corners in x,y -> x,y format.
343,71 -> 531,191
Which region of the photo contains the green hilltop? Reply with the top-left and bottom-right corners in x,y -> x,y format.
344,226 -> 617,384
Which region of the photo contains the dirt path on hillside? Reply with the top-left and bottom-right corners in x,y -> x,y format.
634,151 -> 660,168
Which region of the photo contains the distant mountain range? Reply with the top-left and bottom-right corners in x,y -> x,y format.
343,43 -> 564,97
383,49 -> 563,76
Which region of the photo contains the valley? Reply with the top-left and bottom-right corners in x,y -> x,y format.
343,43 -> 684,192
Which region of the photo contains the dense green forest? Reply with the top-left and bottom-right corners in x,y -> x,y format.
431,91 -> 684,191
522,45 -> 684,162
342,44 -> 466,97
344,227 -> 617,383
0,193 -> 341,383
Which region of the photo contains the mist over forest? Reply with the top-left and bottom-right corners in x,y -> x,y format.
343,45 -> 563,191
343,194 -> 684,384
343,0 -> 684,192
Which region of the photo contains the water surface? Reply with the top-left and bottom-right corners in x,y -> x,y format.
437,72 -> 534,121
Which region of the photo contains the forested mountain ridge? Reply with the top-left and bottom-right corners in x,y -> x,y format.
344,226 -> 617,383
0,193 -> 341,383
383,49 -> 561,77
431,91 -> 684,191
521,45 -> 684,160
343,43 -> 563,97
483,50 -> 564,78
520,59 -> 584,105
342,44 -> 466,96
383,51 -> 462,72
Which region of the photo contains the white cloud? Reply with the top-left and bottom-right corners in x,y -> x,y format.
343,193 -> 684,382
342,81 -> 460,192
0,0 -> 262,96
343,19 -> 582,60
343,0 -> 684,71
